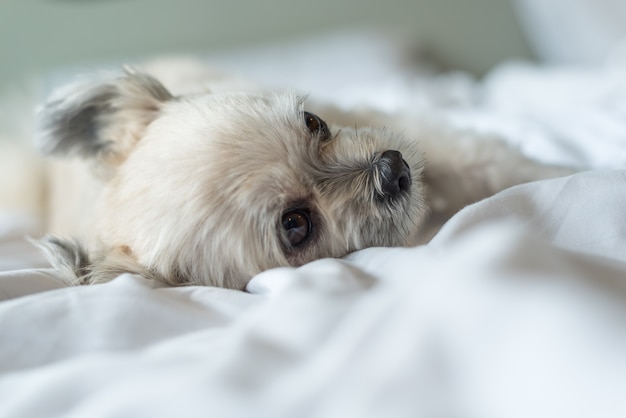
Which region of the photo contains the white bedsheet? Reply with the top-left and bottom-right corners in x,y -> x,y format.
2,34 -> 626,417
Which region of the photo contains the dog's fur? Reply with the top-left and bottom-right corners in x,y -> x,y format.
0,61 -> 573,290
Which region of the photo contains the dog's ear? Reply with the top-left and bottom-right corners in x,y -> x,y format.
36,235 -> 166,286
37,69 -> 174,166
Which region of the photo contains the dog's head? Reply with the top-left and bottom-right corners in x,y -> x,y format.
38,70 -> 426,289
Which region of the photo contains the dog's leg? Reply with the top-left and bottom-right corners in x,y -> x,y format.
418,130 -> 576,218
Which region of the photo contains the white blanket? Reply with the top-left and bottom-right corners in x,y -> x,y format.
2,35 -> 626,417
2,170 -> 626,417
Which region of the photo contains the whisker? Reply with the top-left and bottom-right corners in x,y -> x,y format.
333,128 -> 342,141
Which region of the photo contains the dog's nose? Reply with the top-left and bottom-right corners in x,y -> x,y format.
378,150 -> 412,199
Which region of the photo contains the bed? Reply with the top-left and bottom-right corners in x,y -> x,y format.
1,30 -> 626,417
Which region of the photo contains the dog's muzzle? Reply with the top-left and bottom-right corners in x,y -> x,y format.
377,150 -> 412,200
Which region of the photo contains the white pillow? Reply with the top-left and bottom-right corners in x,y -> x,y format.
514,0 -> 626,65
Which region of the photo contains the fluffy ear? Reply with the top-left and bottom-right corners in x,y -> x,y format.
35,235 -> 163,286
37,69 -> 174,166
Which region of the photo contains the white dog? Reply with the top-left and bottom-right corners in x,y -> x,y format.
0,61 -> 572,289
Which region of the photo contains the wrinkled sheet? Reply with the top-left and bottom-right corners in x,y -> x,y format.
2,34 -> 626,417
2,170 -> 626,417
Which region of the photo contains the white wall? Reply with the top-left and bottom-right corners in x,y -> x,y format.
0,0 -> 532,90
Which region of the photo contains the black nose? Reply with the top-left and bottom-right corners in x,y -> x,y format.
377,150 -> 412,199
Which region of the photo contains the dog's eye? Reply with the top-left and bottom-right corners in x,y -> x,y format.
282,210 -> 311,247
303,111 -> 331,142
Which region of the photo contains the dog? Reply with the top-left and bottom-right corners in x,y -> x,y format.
0,61 -> 573,290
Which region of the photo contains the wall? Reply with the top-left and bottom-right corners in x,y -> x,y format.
0,0 -> 533,91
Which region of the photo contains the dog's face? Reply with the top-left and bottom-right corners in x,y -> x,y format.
38,71 -> 426,289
